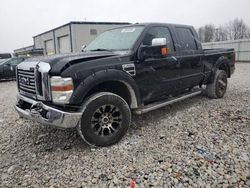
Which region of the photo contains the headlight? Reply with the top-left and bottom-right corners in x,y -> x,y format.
50,76 -> 74,104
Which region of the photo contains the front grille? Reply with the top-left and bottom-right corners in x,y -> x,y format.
17,62 -> 51,101
17,69 -> 36,96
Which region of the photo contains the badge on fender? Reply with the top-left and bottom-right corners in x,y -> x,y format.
122,64 -> 136,76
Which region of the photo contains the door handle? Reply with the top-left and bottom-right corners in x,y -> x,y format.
166,56 -> 178,62
167,56 -> 179,64
170,56 -> 178,62
169,56 -> 181,68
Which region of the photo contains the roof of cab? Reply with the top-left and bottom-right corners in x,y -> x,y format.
133,22 -> 193,28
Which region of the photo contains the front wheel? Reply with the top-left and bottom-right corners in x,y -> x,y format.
77,92 -> 131,146
206,70 -> 228,99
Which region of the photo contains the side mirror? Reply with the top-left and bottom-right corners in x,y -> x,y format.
138,38 -> 168,61
152,38 -> 167,46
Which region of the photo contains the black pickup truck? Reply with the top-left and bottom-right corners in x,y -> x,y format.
15,23 -> 235,146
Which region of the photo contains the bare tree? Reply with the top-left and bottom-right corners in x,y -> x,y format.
198,25 -> 215,42
198,27 -> 205,42
198,18 -> 250,43
247,26 -> 250,38
214,26 -> 228,41
227,18 -> 248,40
203,24 -> 215,42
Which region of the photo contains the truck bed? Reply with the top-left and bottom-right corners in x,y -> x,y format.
203,48 -> 235,56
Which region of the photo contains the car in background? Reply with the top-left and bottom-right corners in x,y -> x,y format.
0,53 -> 14,59
0,57 -> 26,80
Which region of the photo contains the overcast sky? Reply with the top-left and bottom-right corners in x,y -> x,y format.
0,0 -> 250,52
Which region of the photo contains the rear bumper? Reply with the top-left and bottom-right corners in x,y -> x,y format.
15,94 -> 82,129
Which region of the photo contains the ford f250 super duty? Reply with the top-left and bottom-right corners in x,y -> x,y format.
15,23 -> 235,146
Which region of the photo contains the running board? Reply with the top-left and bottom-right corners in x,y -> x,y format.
134,89 -> 202,115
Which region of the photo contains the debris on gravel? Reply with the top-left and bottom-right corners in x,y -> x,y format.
0,63 -> 249,187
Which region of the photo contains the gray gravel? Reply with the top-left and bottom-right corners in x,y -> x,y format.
0,63 -> 249,187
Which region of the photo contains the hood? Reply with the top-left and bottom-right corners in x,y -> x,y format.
23,51 -> 119,74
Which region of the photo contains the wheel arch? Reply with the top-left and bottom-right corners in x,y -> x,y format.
215,56 -> 231,78
70,69 -> 141,109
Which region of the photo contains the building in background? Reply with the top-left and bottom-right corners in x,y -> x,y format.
14,21 -> 130,56
34,21 -> 129,55
14,45 -> 43,57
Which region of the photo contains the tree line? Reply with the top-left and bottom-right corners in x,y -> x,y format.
197,18 -> 250,43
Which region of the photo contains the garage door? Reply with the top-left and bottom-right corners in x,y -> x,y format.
44,40 -> 54,55
58,35 -> 71,53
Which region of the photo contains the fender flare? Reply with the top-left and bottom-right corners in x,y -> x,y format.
213,56 -> 231,77
70,69 -> 141,108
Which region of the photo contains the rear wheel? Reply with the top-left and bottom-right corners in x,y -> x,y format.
206,70 -> 228,99
77,92 -> 131,146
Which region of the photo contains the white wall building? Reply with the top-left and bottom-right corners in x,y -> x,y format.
33,21 -> 130,55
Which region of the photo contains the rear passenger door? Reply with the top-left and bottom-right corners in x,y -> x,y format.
175,27 -> 203,90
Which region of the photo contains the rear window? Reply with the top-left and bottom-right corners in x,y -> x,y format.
176,27 -> 197,51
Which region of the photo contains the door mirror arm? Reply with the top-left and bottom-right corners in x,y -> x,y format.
137,45 -> 168,62
137,38 -> 168,62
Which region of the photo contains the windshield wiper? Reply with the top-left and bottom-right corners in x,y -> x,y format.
89,48 -> 113,52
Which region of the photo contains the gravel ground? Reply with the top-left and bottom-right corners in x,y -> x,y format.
0,63 -> 249,188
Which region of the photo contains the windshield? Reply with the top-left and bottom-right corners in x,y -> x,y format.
85,26 -> 144,51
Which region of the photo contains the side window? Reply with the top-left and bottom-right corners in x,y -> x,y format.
9,59 -> 18,65
142,27 -> 174,52
10,59 -> 20,65
176,27 -> 197,51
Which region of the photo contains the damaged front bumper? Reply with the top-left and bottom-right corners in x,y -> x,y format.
15,94 -> 82,129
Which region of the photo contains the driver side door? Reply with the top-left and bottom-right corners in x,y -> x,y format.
134,26 -> 180,103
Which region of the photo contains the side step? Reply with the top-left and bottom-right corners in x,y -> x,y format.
134,89 -> 202,115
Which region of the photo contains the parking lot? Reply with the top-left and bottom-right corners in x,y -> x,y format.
0,63 -> 249,187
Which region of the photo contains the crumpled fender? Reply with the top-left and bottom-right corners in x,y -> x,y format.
69,69 -> 141,108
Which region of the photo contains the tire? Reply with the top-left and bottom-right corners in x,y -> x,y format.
77,92 -> 131,147
206,70 -> 228,99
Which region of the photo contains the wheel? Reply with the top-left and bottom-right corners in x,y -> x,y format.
77,92 -> 131,146
206,70 -> 228,99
